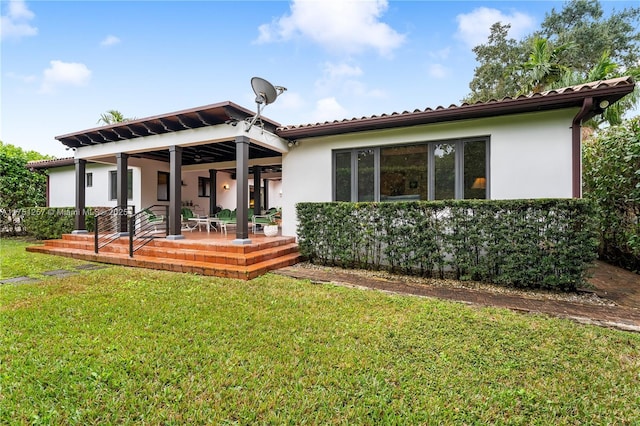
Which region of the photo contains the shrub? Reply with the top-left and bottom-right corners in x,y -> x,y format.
583,117 -> 640,271
21,207 -> 96,240
297,199 -> 598,291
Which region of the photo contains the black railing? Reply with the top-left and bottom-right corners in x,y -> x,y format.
94,205 -> 135,253
128,205 -> 169,257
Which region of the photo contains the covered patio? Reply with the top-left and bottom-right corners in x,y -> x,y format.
56,101 -> 290,245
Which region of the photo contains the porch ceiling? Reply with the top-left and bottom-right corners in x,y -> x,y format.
134,141 -> 282,166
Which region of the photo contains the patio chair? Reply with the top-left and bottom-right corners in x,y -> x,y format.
142,209 -> 165,232
251,208 -> 278,233
181,207 -> 198,232
217,208 -> 237,235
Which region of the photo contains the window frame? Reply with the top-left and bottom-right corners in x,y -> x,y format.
86,172 -> 93,188
109,169 -> 133,201
332,137 -> 490,202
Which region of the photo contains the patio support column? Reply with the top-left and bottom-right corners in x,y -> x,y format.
233,135 -> 251,244
116,153 -> 129,235
253,166 -> 261,215
72,158 -> 87,234
263,178 -> 269,209
209,169 -> 217,215
167,145 -> 184,240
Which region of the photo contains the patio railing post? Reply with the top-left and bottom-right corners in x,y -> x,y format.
94,214 -> 99,253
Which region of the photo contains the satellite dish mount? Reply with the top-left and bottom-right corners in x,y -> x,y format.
246,77 -> 286,131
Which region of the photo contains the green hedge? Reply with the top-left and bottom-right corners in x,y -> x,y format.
583,117 -> 640,272
20,207 -> 96,240
297,200 -> 598,291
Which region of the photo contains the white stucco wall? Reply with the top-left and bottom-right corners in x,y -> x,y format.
47,166 -> 75,207
48,163 -> 142,209
47,160 -> 283,219
280,109 -> 577,236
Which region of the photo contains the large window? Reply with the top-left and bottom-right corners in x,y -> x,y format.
109,169 -> 133,201
333,138 -> 488,202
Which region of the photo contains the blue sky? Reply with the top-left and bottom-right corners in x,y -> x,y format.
2,0 -> 638,158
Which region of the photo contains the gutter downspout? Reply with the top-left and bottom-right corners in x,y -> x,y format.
571,97 -> 593,198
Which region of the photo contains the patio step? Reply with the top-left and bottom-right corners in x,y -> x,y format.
27,233 -> 302,280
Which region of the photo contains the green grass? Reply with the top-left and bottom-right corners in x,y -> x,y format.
0,238 -> 91,279
1,240 -> 639,424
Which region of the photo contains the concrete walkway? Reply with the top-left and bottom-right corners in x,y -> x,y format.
0,264 -> 108,285
276,260 -> 640,333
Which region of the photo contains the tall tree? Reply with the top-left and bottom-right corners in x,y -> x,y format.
464,0 -> 640,111
539,0 -> 640,75
464,23 -> 528,104
519,37 -> 573,94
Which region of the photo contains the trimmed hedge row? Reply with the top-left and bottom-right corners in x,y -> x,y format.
297,200 -> 598,291
20,207 -> 96,240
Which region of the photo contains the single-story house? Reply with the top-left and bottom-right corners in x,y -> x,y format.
29,76 -> 636,243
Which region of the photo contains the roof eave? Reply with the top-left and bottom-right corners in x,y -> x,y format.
55,101 -> 280,149
276,81 -> 635,140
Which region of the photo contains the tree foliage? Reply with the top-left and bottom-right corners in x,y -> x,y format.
583,117 -> 640,271
0,141 -> 52,235
465,23 -> 528,103
464,0 -> 640,119
97,110 -> 135,125
539,0 -> 640,74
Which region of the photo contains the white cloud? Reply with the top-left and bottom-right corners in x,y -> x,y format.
6,71 -> 37,83
323,62 -> 363,79
1,0 -> 38,41
427,64 -> 448,79
255,0 -> 405,56
40,60 -> 92,94
315,61 -> 384,100
100,35 -> 121,47
455,7 -> 535,48
311,97 -> 348,123
274,91 -> 305,110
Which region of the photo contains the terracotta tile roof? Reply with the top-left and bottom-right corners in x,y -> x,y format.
27,157 -> 75,169
275,76 -> 635,139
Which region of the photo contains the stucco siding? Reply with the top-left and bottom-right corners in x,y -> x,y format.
280,109 -> 577,236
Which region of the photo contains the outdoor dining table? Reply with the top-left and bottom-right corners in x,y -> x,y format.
188,217 -> 225,233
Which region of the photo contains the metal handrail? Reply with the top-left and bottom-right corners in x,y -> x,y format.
94,205 -> 135,253
129,205 -> 169,257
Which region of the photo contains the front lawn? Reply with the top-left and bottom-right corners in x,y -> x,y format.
1,240 -> 639,424
0,238 -> 90,278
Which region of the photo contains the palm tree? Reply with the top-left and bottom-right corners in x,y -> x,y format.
552,51 -> 639,128
97,110 -> 135,125
519,37 -> 574,95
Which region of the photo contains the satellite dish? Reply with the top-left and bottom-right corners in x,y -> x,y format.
251,77 -> 278,105
246,77 -> 286,131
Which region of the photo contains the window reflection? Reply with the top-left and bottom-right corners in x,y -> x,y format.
380,145 -> 428,201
